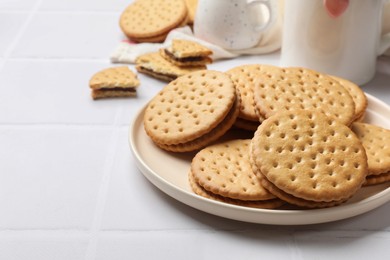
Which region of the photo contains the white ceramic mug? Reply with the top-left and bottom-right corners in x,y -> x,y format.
280,0 -> 390,85
194,0 -> 277,50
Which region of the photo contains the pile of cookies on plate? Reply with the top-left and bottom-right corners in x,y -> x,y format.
143,64 -> 390,209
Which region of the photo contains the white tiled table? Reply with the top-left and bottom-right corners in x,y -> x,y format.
1,1 -> 390,259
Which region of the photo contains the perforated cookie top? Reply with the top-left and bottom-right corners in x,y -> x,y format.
89,66 -> 139,89
144,70 -> 236,145
191,139 -> 275,201
251,110 -> 368,202
119,0 -> 187,39
331,76 -> 367,121
226,64 -> 279,122
253,67 -> 356,126
351,122 -> 390,175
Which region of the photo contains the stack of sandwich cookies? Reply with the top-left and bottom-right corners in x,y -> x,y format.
252,67 -> 356,126
89,66 -> 139,100
250,110 -> 368,208
136,52 -> 206,82
160,39 -> 213,67
143,70 -> 240,152
190,139 -> 284,209
119,0 -> 188,43
351,123 -> 390,185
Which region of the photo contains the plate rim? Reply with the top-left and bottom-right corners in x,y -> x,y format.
129,93 -> 390,225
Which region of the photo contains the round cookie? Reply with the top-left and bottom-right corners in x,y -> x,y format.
191,139 -> 276,201
144,70 -> 238,152
364,172 -> 390,186
251,110 -> 368,207
253,67 -> 356,126
156,92 -> 240,152
189,170 -> 284,209
226,64 -> 272,123
351,122 -> 390,176
120,0 -> 187,40
331,75 -> 368,122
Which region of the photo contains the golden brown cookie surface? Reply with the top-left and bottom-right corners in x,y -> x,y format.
253,67 -> 356,126
119,0 -> 187,40
143,70 -> 238,152
251,110 -> 368,207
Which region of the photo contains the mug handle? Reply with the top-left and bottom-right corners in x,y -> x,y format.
247,0 -> 277,32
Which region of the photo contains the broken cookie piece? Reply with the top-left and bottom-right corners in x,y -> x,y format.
135,52 -> 206,82
160,39 -> 213,67
89,66 -> 140,100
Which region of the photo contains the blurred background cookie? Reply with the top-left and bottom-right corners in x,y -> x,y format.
120,0 -> 188,43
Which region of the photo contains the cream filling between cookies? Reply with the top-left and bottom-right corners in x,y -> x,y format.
164,49 -> 206,62
98,87 -> 136,92
138,66 -> 177,81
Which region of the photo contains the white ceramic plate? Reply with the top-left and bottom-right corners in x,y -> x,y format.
129,94 -> 390,225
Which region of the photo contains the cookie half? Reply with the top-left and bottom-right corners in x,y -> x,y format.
160,39 -> 213,67
89,66 -> 139,99
136,52 -> 206,82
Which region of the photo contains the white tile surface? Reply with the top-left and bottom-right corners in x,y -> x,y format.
0,13 -> 27,57
101,128 -> 206,230
39,0 -> 129,12
295,231 -> 390,259
0,0 -> 37,10
95,231 -> 296,260
0,233 -> 88,260
0,0 -> 390,258
11,12 -> 122,59
0,127 -> 112,229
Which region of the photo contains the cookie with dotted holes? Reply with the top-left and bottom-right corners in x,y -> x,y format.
89,66 -> 139,100
136,52 -> 206,82
351,122 -> 390,182
119,0 -> 187,42
191,139 -> 276,201
250,110 -> 368,208
189,169 -> 284,209
226,64 -> 275,129
252,67 -> 356,126
143,70 -> 239,152
331,76 -> 368,122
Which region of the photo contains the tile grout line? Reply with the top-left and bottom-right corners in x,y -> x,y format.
0,0 -> 44,73
84,107 -> 124,260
